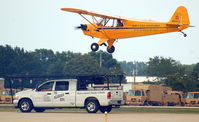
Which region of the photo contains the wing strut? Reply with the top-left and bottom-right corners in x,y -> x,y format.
79,14 -> 97,28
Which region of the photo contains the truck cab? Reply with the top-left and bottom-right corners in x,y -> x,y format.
126,89 -> 147,105
185,92 -> 199,106
13,78 -> 123,113
0,89 -> 17,104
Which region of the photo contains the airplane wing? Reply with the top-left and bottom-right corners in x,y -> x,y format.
61,8 -> 122,20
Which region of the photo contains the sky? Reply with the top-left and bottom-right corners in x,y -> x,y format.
0,0 -> 199,64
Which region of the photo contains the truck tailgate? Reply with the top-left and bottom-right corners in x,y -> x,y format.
111,90 -> 123,100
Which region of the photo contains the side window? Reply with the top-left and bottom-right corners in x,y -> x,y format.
37,82 -> 54,92
2,90 -> 8,95
135,90 -> 141,96
116,19 -> 123,27
55,81 -> 69,91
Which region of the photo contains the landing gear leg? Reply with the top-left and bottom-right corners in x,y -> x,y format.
180,31 -> 187,37
91,43 -> 99,52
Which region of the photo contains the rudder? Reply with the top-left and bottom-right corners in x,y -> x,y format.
168,6 -> 190,27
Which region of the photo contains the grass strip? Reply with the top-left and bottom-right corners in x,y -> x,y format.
0,106 -> 199,114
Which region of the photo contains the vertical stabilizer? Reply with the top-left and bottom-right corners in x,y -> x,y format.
168,6 -> 190,27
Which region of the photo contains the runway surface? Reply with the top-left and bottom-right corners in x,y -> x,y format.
1,112 -> 199,122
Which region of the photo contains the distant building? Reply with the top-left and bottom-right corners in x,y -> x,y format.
125,76 -> 158,83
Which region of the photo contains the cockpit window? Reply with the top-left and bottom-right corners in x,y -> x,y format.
96,18 -> 123,27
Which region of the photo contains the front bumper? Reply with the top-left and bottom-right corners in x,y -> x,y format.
13,100 -> 19,108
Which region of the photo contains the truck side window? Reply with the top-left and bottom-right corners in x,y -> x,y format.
55,81 -> 69,91
37,82 -> 54,92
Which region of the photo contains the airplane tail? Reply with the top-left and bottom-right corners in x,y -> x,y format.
168,6 -> 190,28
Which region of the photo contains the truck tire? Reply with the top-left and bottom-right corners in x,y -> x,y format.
143,101 -> 149,106
99,106 -> 112,113
85,100 -> 99,113
34,108 -> 45,112
19,99 -> 33,112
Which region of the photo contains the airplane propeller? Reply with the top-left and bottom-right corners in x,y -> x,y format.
74,24 -> 87,30
75,26 -> 82,30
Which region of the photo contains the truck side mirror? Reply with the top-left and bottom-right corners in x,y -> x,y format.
35,86 -> 40,91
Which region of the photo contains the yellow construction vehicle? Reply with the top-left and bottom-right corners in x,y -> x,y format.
126,84 -> 183,106
185,92 -> 199,107
0,89 -> 17,104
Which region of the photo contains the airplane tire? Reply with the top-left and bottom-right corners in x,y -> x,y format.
91,43 -> 99,52
184,34 -> 187,37
107,46 -> 115,53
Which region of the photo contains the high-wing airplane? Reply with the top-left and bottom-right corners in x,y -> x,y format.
61,6 -> 191,53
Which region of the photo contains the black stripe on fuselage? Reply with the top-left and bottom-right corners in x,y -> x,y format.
97,27 -> 179,30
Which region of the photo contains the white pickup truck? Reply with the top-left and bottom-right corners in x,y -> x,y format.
13,78 -> 123,113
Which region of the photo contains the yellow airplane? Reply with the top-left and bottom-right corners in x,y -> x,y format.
61,6 -> 191,53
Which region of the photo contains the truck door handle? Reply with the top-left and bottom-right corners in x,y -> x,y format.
47,93 -> 51,95
65,92 -> 69,94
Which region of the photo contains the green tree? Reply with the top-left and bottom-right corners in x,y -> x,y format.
165,73 -> 199,92
146,56 -> 184,77
120,61 -> 147,76
193,63 -> 199,75
63,54 -> 101,75
182,64 -> 196,75
89,51 -> 123,74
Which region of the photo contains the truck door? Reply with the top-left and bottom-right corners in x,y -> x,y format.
33,81 -> 54,107
53,81 -> 76,107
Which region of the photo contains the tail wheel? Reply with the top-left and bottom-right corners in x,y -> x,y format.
99,106 -> 112,113
107,46 -> 115,53
91,43 -> 99,52
19,99 -> 33,113
85,100 -> 99,113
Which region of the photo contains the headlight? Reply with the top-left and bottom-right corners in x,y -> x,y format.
13,95 -> 19,100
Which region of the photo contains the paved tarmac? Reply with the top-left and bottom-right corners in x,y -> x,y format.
0,112 -> 199,122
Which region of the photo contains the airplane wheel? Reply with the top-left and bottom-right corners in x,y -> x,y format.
91,43 -> 99,52
184,34 -> 187,37
107,46 -> 115,53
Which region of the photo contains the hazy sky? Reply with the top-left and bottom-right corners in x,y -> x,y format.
1,0 -> 198,64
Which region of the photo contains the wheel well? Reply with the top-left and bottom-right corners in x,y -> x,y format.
84,97 -> 100,106
18,98 -> 34,107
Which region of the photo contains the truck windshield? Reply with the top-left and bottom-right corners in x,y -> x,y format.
37,82 -> 54,91
194,93 -> 199,99
186,93 -> 194,98
2,90 -> 15,95
128,90 -> 143,96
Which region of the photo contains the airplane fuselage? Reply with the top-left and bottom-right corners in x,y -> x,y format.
83,20 -> 188,40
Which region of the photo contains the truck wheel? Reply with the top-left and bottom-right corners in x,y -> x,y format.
143,101 -> 148,106
19,99 -> 33,112
34,108 -> 45,112
85,100 -> 99,113
99,106 -> 112,113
